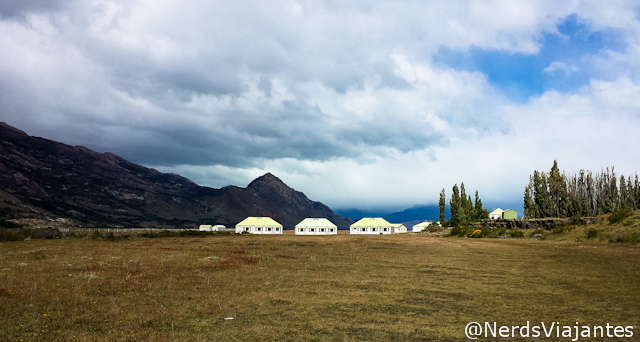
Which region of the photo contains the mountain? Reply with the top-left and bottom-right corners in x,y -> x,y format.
383,204 -> 440,223
333,208 -> 391,221
0,122 -> 352,229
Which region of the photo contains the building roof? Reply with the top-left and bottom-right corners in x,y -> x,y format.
489,208 -> 504,215
236,217 -> 282,227
295,218 -> 337,228
390,223 -> 405,228
503,209 -> 517,213
351,217 -> 392,227
413,220 -> 434,228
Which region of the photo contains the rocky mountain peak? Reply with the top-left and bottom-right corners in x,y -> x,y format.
247,173 -> 286,190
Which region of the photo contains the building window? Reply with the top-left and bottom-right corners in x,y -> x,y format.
256,227 -> 262,232
275,227 -> 280,232
310,228 -> 315,232
330,229 -> 335,233
299,228 -> 304,233
267,227 -> 272,232
320,228 -> 325,232
383,228 -> 388,232
361,228 -> 366,232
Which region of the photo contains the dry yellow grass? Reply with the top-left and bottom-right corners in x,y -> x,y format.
1,231 -> 639,341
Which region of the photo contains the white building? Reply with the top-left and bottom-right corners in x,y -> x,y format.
199,225 -> 226,232
411,220 -> 441,232
295,218 -> 338,235
390,223 -> 408,234
489,208 -> 504,220
350,217 -> 394,235
235,217 -> 283,234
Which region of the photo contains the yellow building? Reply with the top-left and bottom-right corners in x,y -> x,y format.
350,217 -> 398,235
295,218 -> 338,235
235,217 -> 283,234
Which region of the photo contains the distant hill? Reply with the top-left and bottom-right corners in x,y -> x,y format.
335,204 -> 440,230
0,122 -> 352,229
333,208 -> 391,221
384,204 -> 440,223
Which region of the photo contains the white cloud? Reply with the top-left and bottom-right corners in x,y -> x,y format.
543,61 -> 577,73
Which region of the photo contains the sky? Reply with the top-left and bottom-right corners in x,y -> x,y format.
2,1 -> 640,214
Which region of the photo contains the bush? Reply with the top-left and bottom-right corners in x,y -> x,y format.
466,229 -> 484,238
529,229 -> 544,237
426,223 -> 443,233
178,230 -> 213,237
608,209 -> 633,224
105,232 -> 127,241
552,223 -> 575,235
90,230 -> 103,239
0,229 -> 21,242
609,232 -> 640,244
509,230 -> 524,238
584,228 -> 598,240
0,228 -> 62,241
30,228 -> 62,239
449,226 -> 466,237
494,227 -> 508,237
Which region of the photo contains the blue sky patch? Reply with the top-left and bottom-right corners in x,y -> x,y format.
432,15 -> 626,102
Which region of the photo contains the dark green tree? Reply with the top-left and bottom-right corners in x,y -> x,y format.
438,188 -> 446,225
449,184 -> 460,227
547,160 -> 567,217
533,170 -> 551,218
474,190 -> 488,221
523,181 -> 535,219
620,175 -> 629,209
458,183 -> 469,225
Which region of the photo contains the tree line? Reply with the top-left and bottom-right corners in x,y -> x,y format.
439,183 -> 489,227
523,160 -> 640,219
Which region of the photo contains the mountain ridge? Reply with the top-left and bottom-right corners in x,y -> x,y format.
0,122 -> 352,229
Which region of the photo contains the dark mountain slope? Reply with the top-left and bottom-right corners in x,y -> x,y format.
0,122 -> 352,229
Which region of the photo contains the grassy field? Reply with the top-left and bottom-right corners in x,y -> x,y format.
1,231 -> 639,341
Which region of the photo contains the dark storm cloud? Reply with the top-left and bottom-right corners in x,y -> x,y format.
0,0 -> 503,172
90,98 -> 445,169
0,0 -> 74,18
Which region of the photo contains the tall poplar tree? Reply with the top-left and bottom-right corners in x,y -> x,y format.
547,160 -> 567,217
459,183 -> 468,225
449,184 -> 460,227
439,188 -> 446,225
474,190 -> 488,221
523,182 -> 534,219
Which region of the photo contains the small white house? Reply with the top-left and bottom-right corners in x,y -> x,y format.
295,218 -> 338,235
199,224 -> 226,232
235,217 -> 283,234
489,208 -> 504,220
350,217 -> 394,235
412,220 -> 436,232
199,225 -> 212,231
390,223 -> 408,234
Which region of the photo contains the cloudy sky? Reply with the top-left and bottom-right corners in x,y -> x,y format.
2,1 -> 640,213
